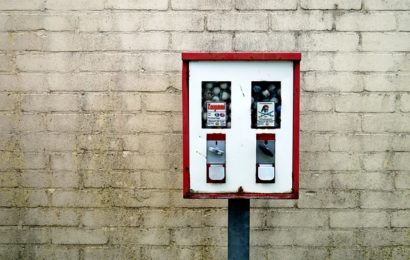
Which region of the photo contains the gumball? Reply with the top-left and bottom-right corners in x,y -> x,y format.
212,87 -> 221,95
261,89 -> 270,98
268,84 -> 276,93
221,91 -> 230,101
204,90 -> 213,100
212,96 -> 220,102
276,105 -> 281,113
270,97 -> 279,103
277,88 -> 281,96
205,82 -> 213,89
202,112 -> 207,120
227,122 -> 231,128
253,85 -> 262,93
220,83 -> 228,89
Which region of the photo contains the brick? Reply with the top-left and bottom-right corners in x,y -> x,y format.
299,32 -> 358,51
0,227 -> 49,244
172,33 -> 232,51
0,172 -> 19,187
253,229 -> 335,246
0,32 -> 43,51
301,0 -> 361,9
391,134 -> 410,151
330,249 -> 365,260
0,54 -> 13,72
112,190 -> 172,208
363,114 -> 410,132
271,11 -> 332,31
20,133 -> 75,152
334,53 -> 403,72
48,73 -> 110,92
0,189 -> 16,206
395,173 -> 410,189
393,247 -> 410,260
301,114 -> 361,132
20,246 -> 80,260
330,211 -> 388,228
298,190 -> 359,208
361,229 -> 410,246
140,247 -> 202,260
236,0 -> 297,10
361,191 -> 410,209
45,0 -> 104,10
52,190 -> 110,208
335,93 -> 395,112
20,171 -> 50,188
106,0 -> 168,10
126,134 -> 181,153
22,208 -> 78,226
264,210 -> 328,227
364,0 -> 410,10
174,227 -> 226,246
144,93 -> 180,112
22,94 -> 80,112
300,172 -> 332,189
0,0 -> 44,10
114,153 -> 178,170
401,94 -> 410,111
330,134 -> 391,152
336,13 -> 396,31
80,53 -> 141,72
110,228 -> 170,245
391,210 -> 410,227
78,13 -> 142,32
207,13 -> 268,31
0,93 -> 15,111
141,209 -> 204,228
398,13 -> 410,31
144,13 -> 204,31
267,248 -> 328,260
82,209 -> 141,227
1,14 -> 76,31
44,32 -> 169,52
362,33 -> 410,51
301,152 -> 361,170
112,73 -> 174,92
364,73 -> 410,91
363,152 -> 410,171
84,247 -> 140,259
0,152 -> 47,170
301,52 -> 332,71
112,114 -> 170,133
300,133 -> 329,151
141,53 -> 180,72
52,171 -> 80,188
234,33 -> 295,51
301,94 -> 333,112
16,53 -> 78,72
141,171 -> 180,189
83,93 -> 141,111
303,72 -> 364,92
52,228 -> 108,244
0,209 -> 19,225
333,172 -> 394,190
172,0 -> 232,10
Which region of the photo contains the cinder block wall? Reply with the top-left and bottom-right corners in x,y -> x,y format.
0,0 -> 409,259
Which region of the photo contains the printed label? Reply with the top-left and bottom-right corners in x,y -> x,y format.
207,102 -> 226,127
257,102 -> 275,127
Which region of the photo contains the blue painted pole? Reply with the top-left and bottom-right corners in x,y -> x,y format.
228,199 -> 250,260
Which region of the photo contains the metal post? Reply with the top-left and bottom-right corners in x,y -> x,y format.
228,199 -> 250,260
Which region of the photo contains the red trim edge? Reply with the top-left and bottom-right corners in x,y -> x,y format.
182,52 -> 301,61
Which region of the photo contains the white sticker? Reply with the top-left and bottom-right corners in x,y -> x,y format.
207,102 -> 226,127
257,102 -> 275,127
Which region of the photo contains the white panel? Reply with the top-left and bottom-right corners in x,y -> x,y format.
189,61 -> 293,193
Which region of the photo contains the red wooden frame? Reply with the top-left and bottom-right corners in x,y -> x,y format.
182,52 -> 301,199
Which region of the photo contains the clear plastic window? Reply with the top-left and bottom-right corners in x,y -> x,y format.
202,81 -> 231,128
251,81 -> 281,129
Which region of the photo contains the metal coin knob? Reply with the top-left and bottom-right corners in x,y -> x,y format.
258,144 -> 274,157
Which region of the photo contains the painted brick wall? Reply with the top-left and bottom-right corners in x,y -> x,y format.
0,0 -> 409,259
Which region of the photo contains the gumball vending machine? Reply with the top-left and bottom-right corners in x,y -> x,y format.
182,53 -> 301,199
